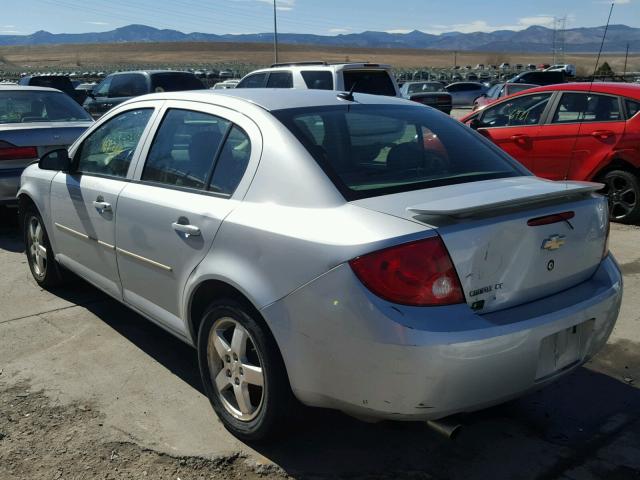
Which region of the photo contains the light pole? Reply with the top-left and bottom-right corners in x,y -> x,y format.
273,0 -> 279,64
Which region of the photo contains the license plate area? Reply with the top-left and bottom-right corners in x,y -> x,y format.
536,319 -> 595,381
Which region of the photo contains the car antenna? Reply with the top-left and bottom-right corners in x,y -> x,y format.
337,81 -> 358,102
565,1 -> 614,185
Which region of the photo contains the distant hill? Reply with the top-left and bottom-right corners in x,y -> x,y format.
0,24 -> 638,53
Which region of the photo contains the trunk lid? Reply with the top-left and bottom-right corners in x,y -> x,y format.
353,177 -> 609,313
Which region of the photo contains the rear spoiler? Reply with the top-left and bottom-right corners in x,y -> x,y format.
407,181 -> 603,218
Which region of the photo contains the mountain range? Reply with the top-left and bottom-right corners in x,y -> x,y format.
0,24 -> 638,53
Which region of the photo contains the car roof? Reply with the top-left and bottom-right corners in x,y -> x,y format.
522,82 -> 640,99
0,85 -> 62,93
109,70 -> 193,76
132,88 -> 410,111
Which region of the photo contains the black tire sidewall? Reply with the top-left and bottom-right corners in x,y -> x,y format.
197,300 -> 290,442
23,207 -> 60,287
604,170 -> 640,224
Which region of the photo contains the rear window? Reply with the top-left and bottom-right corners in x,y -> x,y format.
274,104 -> 525,200
407,83 -> 445,94
150,73 -> 205,92
301,71 -> 333,90
343,70 -> 396,97
0,90 -> 92,124
25,77 -> 72,92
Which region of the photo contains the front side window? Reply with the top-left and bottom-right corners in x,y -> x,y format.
0,91 -> 92,124
209,126 -> 251,196
75,108 -> 152,178
93,77 -> 112,97
274,104 -> 525,200
142,109 -> 230,190
266,72 -> 293,88
343,70 -> 396,97
552,93 -> 622,123
236,73 -> 267,88
481,93 -> 552,128
301,71 -> 333,90
109,74 -> 147,98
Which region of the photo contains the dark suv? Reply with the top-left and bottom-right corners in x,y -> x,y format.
18,75 -> 86,104
83,70 -> 205,118
508,71 -> 567,86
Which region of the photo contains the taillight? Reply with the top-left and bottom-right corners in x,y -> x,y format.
0,141 -> 38,161
349,236 -> 465,306
603,210 -> 611,259
527,211 -> 575,226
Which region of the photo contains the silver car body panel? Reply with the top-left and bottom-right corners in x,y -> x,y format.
17,89 -> 622,421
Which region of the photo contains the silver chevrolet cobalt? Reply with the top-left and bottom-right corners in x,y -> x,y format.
18,89 -> 622,441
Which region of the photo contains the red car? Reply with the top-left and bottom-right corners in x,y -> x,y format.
461,83 -> 640,222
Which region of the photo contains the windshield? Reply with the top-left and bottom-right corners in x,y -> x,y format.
343,70 -> 396,97
0,90 -> 92,124
407,83 -> 445,94
274,104 -> 526,200
150,73 -> 205,92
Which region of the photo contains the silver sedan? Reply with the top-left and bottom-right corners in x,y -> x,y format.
0,86 -> 93,205
18,89 -> 621,441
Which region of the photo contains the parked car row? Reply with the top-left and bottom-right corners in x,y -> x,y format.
17,87 -> 622,442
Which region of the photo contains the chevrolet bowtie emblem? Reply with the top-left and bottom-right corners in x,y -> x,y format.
542,234 -> 566,251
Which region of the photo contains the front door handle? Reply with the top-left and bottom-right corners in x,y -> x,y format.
591,130 -> 614,140
172,221 -> 201,237
93,198 -> 112,212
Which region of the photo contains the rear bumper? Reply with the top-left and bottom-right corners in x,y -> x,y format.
0,168 -> 23,204
263,255 -> 622,420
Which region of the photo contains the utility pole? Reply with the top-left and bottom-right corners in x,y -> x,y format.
453,51 -> 457,68
623,42 -> 629,77
273,0 -> 279,64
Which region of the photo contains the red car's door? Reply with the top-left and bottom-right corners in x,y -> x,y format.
535,92 -> 625,180
474,92 -> 553,171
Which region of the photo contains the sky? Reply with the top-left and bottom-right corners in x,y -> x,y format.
0,0 -> 638,36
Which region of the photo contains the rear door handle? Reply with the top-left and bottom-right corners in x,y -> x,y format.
93,199 -> 112,212
510,134 -> 530,142
172,222 -> 201,237
591,130 -> 614,140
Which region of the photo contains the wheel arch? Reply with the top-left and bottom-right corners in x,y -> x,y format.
591,157 -> 640,182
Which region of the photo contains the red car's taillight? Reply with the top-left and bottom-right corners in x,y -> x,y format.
349,236 -> 465,306
0,141 -> 38,161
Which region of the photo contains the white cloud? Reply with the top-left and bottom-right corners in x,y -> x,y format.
256,0 -> 295,11
386,28 -> 413,34
85,21 -> 110,26
424,15 -> 572,34
329,28 -> 351,34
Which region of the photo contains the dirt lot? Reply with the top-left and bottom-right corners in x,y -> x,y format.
1,207 -> 639,480
0,41 -> 638,73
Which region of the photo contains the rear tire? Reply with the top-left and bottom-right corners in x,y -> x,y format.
197,299 -> 294,442
23,206 -> 64,288
603,170 -> 640,224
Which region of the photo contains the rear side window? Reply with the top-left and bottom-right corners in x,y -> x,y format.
266,72 -> 293,88
552,93 -> 621,123
343,70 -> 396,97
301,71 -> 333,90
481,93 -> 552,127
626,99 -> 640,118
150,73 -> 205,92
274,104 -> 525,200
236,73 -> 267,88
209,126 -> 251,196
142,109 -> 230,190
76,108 -> 152,178
109,74 -> 147,97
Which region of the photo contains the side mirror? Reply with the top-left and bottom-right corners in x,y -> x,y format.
39,149 -> 71,172
469,117 -> 484,130
86,90 -> 96,99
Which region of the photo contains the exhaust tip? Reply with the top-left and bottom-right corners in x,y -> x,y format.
426,418 -> 462,440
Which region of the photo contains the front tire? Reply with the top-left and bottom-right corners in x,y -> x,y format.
23,207 -> 64,288
603,170 -> 640,224
197,299 -> 293,442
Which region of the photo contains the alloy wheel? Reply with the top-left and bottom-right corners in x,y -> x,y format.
605,174 -> 638,220
207,317 -> 265,421
27,216 -> 47,279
